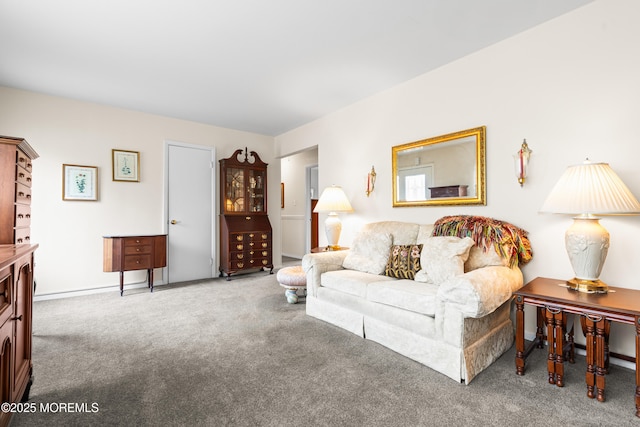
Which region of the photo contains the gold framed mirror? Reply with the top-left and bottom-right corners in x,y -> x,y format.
392,126 -> 486,207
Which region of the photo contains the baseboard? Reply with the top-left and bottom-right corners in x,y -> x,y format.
523,331 -> 634,370
34,280 -> 168,301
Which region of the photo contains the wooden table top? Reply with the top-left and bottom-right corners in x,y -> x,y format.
516,277 -> 640,319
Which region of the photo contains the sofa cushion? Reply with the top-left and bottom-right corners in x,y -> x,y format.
361,221 -> 421,245
342,231 -> 393,274
367,280 -> 439,316
384,244 -> 422,279
322,269 -> 396,298
414,236 -> 474,284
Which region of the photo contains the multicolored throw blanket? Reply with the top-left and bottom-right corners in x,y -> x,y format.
432,215 -> 533,268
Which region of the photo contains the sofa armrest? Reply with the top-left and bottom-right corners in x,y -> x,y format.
302,251 -> 349,297
436,266 -> 524,318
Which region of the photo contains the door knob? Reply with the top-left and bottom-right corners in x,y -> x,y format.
171,220 -> 178,225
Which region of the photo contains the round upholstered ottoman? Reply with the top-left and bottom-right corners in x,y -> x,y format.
276,266 -> 307,303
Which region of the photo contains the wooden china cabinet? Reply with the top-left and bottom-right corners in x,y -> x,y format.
0,136 -> 38,427
219,148 -> 273,280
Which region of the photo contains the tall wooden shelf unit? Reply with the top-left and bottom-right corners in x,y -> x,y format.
0,136 -> 38,427
219,148 -> 273,280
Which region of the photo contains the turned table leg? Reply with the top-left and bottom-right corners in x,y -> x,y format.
515,296 -> 526,375
119,271 -> 124,297
581,315 -> 596,399
635,316 -> 640,417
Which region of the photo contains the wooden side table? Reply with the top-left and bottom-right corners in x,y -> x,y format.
515,277 -> 640,417
103,234 -> 167,296
311,246 -> 349,253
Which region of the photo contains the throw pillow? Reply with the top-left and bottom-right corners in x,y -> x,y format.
342,231 -> 393,274
414,236 -> 474,284
384,244 -> 422,279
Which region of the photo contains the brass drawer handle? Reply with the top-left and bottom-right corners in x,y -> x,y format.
236,235 -> 243,241
236,244 -> 243,250
237,262 -> 244,268
262,243 -> 267,248
262,234 -> 268,239
236,254 -> 243,259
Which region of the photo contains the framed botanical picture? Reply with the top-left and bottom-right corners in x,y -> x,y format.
112,149 -> 140,182
62,164 -> 98,201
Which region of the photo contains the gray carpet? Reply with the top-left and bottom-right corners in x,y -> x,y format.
11,265 -> 638,426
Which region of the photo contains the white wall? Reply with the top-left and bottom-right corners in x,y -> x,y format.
0,86 -> 278,295
275,0 -> 640,357
280,147 -> 318,258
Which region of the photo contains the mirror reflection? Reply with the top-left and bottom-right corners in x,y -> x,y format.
392,126 -> 486,207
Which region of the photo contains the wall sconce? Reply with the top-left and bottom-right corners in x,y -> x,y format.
366,166 -> 376,197
514,139 -> 532,186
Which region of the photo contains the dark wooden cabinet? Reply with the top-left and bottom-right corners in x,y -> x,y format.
219,148 -> 273,279
0,245 -> 37,427
103,235 -> 167,296
0,135 -> 37,427
0,136 -> 38,245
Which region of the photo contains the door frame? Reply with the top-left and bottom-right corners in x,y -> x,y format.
163,140 -> 217,281
305,163 -> 318,253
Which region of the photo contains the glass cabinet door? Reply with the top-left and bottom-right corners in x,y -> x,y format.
248,169 -> 266,213
225,167 -> 245,213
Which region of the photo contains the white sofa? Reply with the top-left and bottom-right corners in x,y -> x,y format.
302,219 -> 529,384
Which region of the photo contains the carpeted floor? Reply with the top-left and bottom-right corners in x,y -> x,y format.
11,264 -> 639,426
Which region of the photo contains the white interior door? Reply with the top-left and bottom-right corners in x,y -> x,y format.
166,141 -> 215,283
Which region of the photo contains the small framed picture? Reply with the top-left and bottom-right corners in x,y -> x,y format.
62,164 -> 98,201
112,149 -> 140,182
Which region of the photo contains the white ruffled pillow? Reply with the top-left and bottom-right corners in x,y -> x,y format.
414,236 -> 474,284
342,231 -> 393,274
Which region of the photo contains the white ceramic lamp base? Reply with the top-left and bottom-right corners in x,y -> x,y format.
565,215 -> 610,293
324,213 -> 342,250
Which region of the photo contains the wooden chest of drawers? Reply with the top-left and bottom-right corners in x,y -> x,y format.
219,215 -> 273,279
0,136 -> 38,245
428,184 -> 468,198
103,235 -> 167,296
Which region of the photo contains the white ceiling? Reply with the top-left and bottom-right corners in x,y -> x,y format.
0,0 -> 594,136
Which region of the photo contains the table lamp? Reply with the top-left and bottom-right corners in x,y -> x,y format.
313,185 -> 354,250
540,159 -> 640,293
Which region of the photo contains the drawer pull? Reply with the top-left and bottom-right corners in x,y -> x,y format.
16,238 -> 23,243
262,251 -> 268,256
27,177 -> 32,182
262,260 -> 268,265
18,192 -> 25,197
249,233 -> 254,238
262,234 -> 268,239
245,216 -> 251,220
236,244 -> 243,250
262,243 -> 268,248
236,235 -> 243,241
136,248 -> 141,252
236,254 -> 243,259
237,262 -> 244,268
17,214 -> 23,218
18,157 -> 25,164
249,242 -> 254,247
26,214 -> 30,218
19,172 -> 24,178
250,260 -> 254,264
11,315 -> 22,322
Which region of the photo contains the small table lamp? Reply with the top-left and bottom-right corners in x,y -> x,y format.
313,185 -> 354,250
540,159 -> 640,293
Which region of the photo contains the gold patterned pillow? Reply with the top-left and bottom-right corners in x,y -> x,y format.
384,244 -> 422,279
